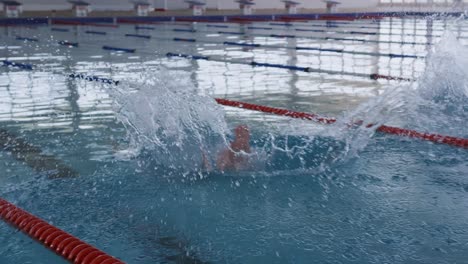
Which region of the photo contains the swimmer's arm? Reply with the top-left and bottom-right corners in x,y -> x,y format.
216,149 -> 232,172
201,149 -> 212,172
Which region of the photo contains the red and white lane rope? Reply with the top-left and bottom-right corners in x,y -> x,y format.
215,98 -> 337,124
215,98 -> 468,149
0,198 -> 124,264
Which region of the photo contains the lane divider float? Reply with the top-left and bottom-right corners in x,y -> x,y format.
51,28 -> 70,32
2,60 -> 118,85
16,36 -> 39,42
223,41 -> 261,48
165,52 -> 414,81
0,198 -> 125,264
267,21 -> 461,39
2,60 -> 34,70
165,22 -> 432,45
124,33 -> 151,39
214,98 -> 468,149
247,26 -> 273,30
102,46 -> 135,53
58,41 -> 79,47
217,30 -> 244,35
231,23 -> 381,37
173,37 -> 196,42
170,34 -> 422,59
85,30 -> 107,35
215,98 -> 336,124
69,73 -> 120,85
207,29 -> 430,46
206,24 -> 230,28
135,25 -> 155,30
173,28 -> 196,33
48,18 -> 430,46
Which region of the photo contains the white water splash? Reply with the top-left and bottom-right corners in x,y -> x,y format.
111,70 -> 229,169
320,31 -> 468,163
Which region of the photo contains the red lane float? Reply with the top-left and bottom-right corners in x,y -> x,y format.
215,98 -> 337,124
0,198 -> 124,264
315,15 -> 356,21
376,125 -> 468,148
215,98 -> 468,149
228,17 -> 271,23
359,14 -> 386,20
273,16 -> 310,22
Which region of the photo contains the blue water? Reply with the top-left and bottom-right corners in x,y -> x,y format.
0,17 -> 467,263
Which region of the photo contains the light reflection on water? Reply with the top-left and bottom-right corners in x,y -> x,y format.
0,17 -> 462,177
0,17 -> 460,174
0,17 -> 467,264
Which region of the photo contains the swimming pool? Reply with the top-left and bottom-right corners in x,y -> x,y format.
0,15 -> 467,263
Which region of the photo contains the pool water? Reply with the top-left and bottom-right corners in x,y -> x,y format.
0,17 -> 467,263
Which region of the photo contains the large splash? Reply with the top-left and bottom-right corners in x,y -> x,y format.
259,30 -> 468,175
111,70 -> 229,172
322,31 -> 468,164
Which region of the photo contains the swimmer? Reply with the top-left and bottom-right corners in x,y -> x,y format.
202,125 -> 252,172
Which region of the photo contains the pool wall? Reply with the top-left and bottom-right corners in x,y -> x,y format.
0,11 -> 465,26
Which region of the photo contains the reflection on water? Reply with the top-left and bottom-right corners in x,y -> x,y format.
0,17 -> 467,264
1,18 -> 456,131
